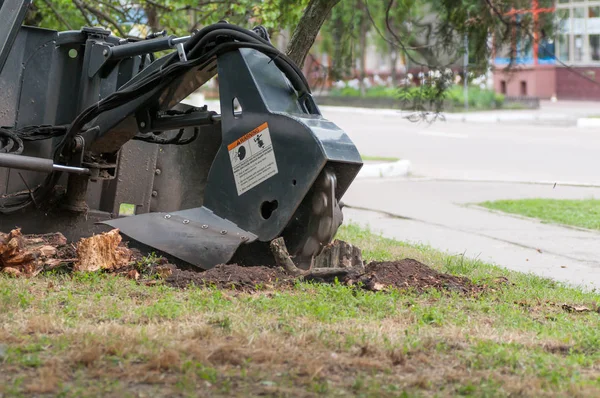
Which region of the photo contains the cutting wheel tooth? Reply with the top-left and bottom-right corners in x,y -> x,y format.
322,173 -> 334,190
317,216 -> 333,242
301,237 -> 320,257
312,192 -> 328,215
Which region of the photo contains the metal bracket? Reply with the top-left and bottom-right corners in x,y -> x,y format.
88,42 -> 114,78
176,42 -> 187,62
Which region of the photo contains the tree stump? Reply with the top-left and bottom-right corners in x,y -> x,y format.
0,229 -> 71,276
270,237 -> 363,282
313,239 -> 364,271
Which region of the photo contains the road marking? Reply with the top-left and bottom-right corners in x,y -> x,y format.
417,130 -> 469,139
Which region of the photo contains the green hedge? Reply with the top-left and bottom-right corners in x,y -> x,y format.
329,85 -> 504,110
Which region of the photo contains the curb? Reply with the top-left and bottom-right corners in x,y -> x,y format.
577,118 -> 600,128
356,160 -> 411,179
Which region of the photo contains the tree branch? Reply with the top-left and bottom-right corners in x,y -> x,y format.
73,0 -> 127,37
72,0 -> 93,26
42,0 -> 73,30
98,1 -> 129,20
286,0 -> 341,68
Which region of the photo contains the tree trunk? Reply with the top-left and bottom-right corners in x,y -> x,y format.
286,0 -> 341,69
358,0 -> 368,96
390,45 -> 399,86
145,5 -> 160,33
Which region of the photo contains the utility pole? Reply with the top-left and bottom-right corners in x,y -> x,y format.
463,32 -> 469,111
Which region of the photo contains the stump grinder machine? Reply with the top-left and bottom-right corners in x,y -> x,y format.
0,0 -> 362,269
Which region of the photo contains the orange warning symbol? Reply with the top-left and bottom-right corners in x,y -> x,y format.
227,122 -> 268,151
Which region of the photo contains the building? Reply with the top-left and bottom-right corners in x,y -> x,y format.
494,0 -> 600,100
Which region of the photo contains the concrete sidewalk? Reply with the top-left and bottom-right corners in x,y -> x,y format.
342,179 -> 600,289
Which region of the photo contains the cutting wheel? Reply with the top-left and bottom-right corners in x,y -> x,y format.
283,168 -> 343,268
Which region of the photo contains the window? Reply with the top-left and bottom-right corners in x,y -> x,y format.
575,34 -> 585,60
559,34 -> 571,60
557,0 -> 600,63
589,6 -> 600,33
500,81 -> 507,94
520,81 -> 528,96
590,34 -> 600,59
573,7 -> 585,34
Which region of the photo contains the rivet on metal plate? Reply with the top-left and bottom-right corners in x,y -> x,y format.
183,219 -> 190,224
220,230 -> 228,235
164,214 -> 171,219
201,224 -> 208,229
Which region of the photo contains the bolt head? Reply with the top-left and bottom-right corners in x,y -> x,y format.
164,214 -> 171,219
183,219 -> 190,224
151,190 -> 158,197
220,230 -> 228,235
155,169 -> 161,175
140,121 -> 146,128
201,224 -> 208,229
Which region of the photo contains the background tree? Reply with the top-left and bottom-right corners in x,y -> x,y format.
22,0 -> 553,115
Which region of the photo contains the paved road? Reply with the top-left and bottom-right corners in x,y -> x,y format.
322,107 -> 600,185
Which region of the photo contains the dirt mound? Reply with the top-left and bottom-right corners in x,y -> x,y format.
348,259 -> 478,293
164,259 -> 478,294
167,264 -> 292,289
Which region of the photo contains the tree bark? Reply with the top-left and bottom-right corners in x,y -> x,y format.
145,5 -> 160,33
358,0 -> 368,96
286,0 -> 342,69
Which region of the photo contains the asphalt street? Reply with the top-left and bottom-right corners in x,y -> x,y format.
322,107 -> 600,185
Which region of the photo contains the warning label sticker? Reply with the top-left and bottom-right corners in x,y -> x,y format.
228,122 -> 278,196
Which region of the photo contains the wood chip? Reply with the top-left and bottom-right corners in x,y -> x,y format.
1,267 -> 22,277
155,266 -> 173,279
0,229 -> 68,276
562,304 -> 593,313
75,229 -> 132,272
127,270 -> 140,280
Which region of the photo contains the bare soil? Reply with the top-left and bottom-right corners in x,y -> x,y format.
166,264 -> 292,289
162,259 -> 479,294
348,259 -> 479,293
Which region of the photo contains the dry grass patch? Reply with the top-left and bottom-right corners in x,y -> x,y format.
1,224 -> 600,396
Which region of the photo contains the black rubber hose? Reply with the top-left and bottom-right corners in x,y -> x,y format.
186,28 -> 309,91
186,32 -> 309,93
0,129 -> 24,154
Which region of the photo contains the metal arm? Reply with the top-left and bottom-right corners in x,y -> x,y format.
0,0 -> 31,72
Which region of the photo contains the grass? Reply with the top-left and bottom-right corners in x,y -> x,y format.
479,198 -> 600,231
1,224 -> 600,397
360,155 -> 400,162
